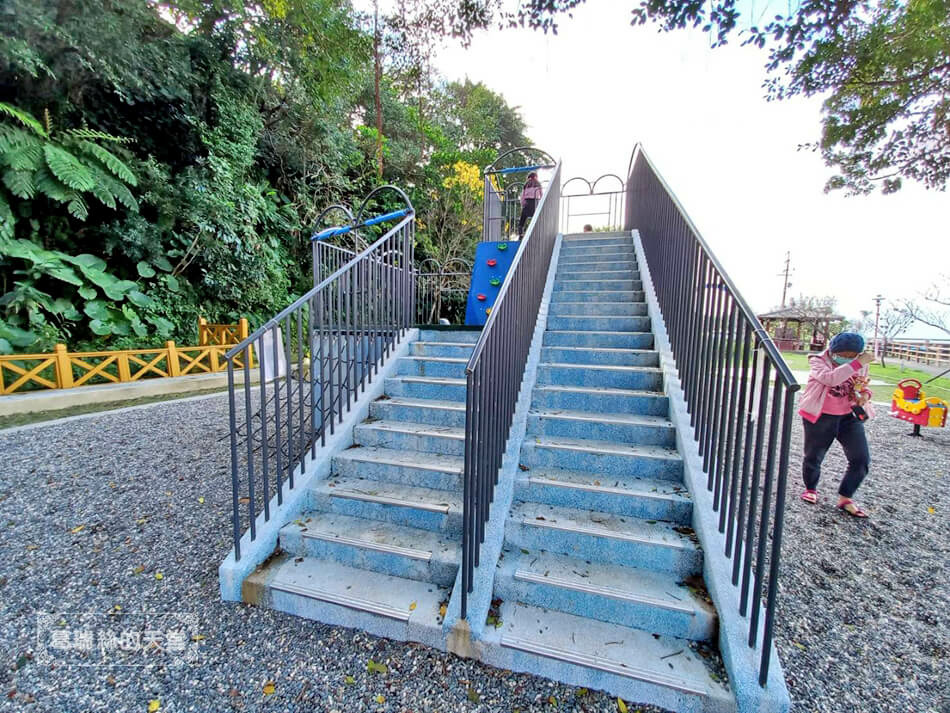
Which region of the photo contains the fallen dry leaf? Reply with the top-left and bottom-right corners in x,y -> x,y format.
618,697 -> 628,713
69,525 -> 84,534
148,701 -> 160,713
409,601 -> 417,611
262,681 -> 275,695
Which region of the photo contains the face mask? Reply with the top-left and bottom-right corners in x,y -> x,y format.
831,354 -> 852,365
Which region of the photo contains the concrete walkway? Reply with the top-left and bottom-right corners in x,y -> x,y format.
0,368 -> 259,417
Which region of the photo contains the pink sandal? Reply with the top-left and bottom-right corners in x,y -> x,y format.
800,489 -> 818,504
837,499 -> 868,518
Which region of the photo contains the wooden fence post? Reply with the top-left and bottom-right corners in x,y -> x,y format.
210,347 -> 220,372
54,343 -> 74,389
198,317 -> 208,346
238,318 -> 249,340
166,341 -> 181,377
118,352 -> 132,382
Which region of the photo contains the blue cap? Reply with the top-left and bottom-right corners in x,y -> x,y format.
829,332 -> 865,354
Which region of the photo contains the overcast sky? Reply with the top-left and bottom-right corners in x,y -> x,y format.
430,2 -> 948,338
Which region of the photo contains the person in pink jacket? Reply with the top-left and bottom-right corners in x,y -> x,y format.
517,172 -> 543,238
798,332 -> 875,517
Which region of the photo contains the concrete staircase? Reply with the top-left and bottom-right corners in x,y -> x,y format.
242,329 -> 478,645
482,234 -> 736,712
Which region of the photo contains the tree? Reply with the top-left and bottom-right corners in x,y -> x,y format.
899,274 -> 950,337
444,0 -> 950,196
876,306 -> 912,367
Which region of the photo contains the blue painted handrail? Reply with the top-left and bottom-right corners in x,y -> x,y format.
311,208 -> 412,241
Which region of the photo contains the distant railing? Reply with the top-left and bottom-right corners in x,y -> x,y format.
225,193 -> 415,561
0,319 -> 251,395
559,174 -> 625,233
460,161 -> 562,618
625,144 -> 800,686
199,317 -> 250,346
415,258 -> 472,325
882,339 -> 950,367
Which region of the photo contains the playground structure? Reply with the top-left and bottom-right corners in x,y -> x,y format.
890,378 -> 949,436
218,145 -> 801,713
482,147 -> 557,242
559,173 -> 626,233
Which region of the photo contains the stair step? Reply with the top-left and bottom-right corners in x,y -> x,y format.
495,549 -> 716,640
551,290 -> 645,303
532,384 -> 669,416
370,396 -> 466,428
332,446 -> 462,491
515,467 -> 691,523
543,330 -> 654,349
243,555 -> 448,635
507,502 -> 702,576
562,235 -> 630,247
559,248 -> 635,259
522,435 -> 682,481
492,602 -> 734,709
397,356 -> 468,379
549,301 -> 647,317
312,477 -> 462,534
541,346 -> 658,367
547,315 -> 651,332
384,375 -> 467,402
555,268 -> 639,281
409,341 -> 477,359
354,420 -> 465,456
279,512 -> 459,585
554,279 -> 643,292
537,362 -> 662,390
527,408 -> 675,447
418,328 -> 482,344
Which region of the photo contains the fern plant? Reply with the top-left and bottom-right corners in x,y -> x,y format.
0,102 -> 138,240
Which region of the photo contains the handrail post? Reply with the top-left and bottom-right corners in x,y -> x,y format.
118,352 -> 132,382
54,343 -> 73,389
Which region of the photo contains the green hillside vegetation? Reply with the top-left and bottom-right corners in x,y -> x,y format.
0,0 -> 530,354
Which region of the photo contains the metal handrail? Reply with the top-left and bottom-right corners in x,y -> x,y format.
460,161 -> 562,618
225,212 -> 415,561
625,143 -> 799,687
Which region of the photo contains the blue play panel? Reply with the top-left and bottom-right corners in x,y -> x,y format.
464,240 -> 520,325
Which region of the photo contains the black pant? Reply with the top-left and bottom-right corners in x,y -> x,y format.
518,198 -> 537,237
802,413 -> 870,498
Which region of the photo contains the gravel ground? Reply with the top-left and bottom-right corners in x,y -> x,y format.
0,393 -> 947,712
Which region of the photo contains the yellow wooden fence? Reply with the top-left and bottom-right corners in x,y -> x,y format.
0,318 -> 252,395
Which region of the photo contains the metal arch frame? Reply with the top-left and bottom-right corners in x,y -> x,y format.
482,147 -> 557,242
483,146 -> 557,176
560,173 -> 627,232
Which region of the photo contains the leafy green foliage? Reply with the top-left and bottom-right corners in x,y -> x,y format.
445,0 -> 950,195
0,0 -> 531,354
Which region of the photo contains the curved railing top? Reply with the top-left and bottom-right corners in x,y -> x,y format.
228,211 -> 414,361
562,173 -> 625,197
626,143 -> 799,390
484,146 -> 557,176
311,185 -> 414,242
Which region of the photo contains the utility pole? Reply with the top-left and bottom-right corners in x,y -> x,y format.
778,252 -> 793,308
872,294 -> 884,358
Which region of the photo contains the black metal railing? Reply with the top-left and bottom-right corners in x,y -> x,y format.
460,162 -> 562,618
560,174 -> 625,233
225,212 -> 415,561
625,145 -> 799,686
415,258 -> 472,325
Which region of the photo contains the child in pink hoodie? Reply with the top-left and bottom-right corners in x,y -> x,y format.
798,332 -> 875,517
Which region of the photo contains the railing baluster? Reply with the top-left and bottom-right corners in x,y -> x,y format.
625,146 -> 799,689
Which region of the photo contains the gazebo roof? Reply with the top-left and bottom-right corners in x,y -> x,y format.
757,306 -> 845,322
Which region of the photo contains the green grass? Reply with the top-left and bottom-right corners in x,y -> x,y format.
780,352 -> 950,402
0,386 -> 229,431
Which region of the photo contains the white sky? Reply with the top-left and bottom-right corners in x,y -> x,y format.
430,2 -> 949,338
